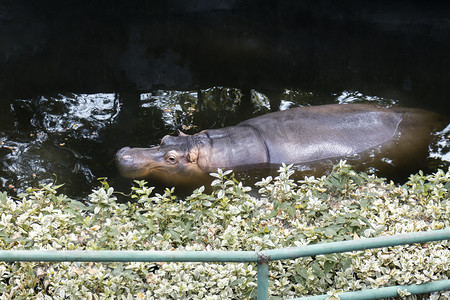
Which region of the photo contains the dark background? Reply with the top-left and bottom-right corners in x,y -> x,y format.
1,0 -> 449,105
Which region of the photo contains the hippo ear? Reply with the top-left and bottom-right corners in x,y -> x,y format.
161,135 -> 178,146
160,135 -> 170,145
177,130 -> 188,136
186,150 -> 198,163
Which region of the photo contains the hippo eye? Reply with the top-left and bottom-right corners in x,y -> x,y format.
165,153 -> 178,165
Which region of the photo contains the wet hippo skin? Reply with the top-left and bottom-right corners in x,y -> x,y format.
116,104 -> 443,186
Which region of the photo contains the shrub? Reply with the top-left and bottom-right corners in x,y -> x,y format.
0,162 -> 448,299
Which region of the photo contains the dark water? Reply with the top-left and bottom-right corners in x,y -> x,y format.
1,2 -> 450,199
1,89 -> 449,200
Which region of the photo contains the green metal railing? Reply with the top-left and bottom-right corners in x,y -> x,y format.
0,229 -> 449,299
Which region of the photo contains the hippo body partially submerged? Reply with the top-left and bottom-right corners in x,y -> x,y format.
116,104 -> 442,186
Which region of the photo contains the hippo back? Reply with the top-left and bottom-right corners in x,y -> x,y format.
238,104 -> 403,164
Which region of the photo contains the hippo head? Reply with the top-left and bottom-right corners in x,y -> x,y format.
116,132 -> 211,186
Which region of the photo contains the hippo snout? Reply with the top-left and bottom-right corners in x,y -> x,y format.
116,147 -> 145,178
116,147 -> 134,165
116,147 -> 131,158
116,146 -> 165,179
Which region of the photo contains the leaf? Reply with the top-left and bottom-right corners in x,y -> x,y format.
288,205 -> 296,218
324,228 -> 337,238
294,274 -> 305,285
68,200 -> 88,211
182,221 -> 193,235
211,179 -> 221,186
223,169 -> 233,176
210,173 -> 221,179
311,261 -> 324,277
167,229 -> 180,241
445,180 -> 450,191
349,219 -> 362,228
359,198 -> 370,208
230,278 -> 246,286
324,260 -> 335,274
203,200 -> 212,207
340,258 -> 352,270
265,208 -> 278,219
296,267 -> 309,279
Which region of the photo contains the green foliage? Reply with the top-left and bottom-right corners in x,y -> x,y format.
0,162 -> 449,299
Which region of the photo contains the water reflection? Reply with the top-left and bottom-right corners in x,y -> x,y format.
280,90 -> 316,109
141,90 -> 199,131
1,88 -> 449,199
1,93 -> 120,197
336,91 -> 399,106
36,93 -> 120,139
430,124 -> 450,163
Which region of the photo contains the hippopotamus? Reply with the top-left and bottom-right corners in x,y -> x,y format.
116,104 -> 443,186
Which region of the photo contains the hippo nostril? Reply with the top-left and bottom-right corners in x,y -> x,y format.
116,148 -> 135,164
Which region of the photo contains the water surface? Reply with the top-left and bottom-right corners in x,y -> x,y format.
1,89 -> 448,199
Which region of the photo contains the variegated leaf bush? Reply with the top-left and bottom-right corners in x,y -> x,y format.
0,162 -> 448,299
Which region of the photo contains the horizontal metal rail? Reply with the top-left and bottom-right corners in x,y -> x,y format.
1,229 -> 447,263
297,279 -> 450,300
0,228 -> 449,299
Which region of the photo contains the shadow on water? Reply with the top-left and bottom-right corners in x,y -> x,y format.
1,1 -> 450,200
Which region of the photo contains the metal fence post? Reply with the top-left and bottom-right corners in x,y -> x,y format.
257,253 -> 270,300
